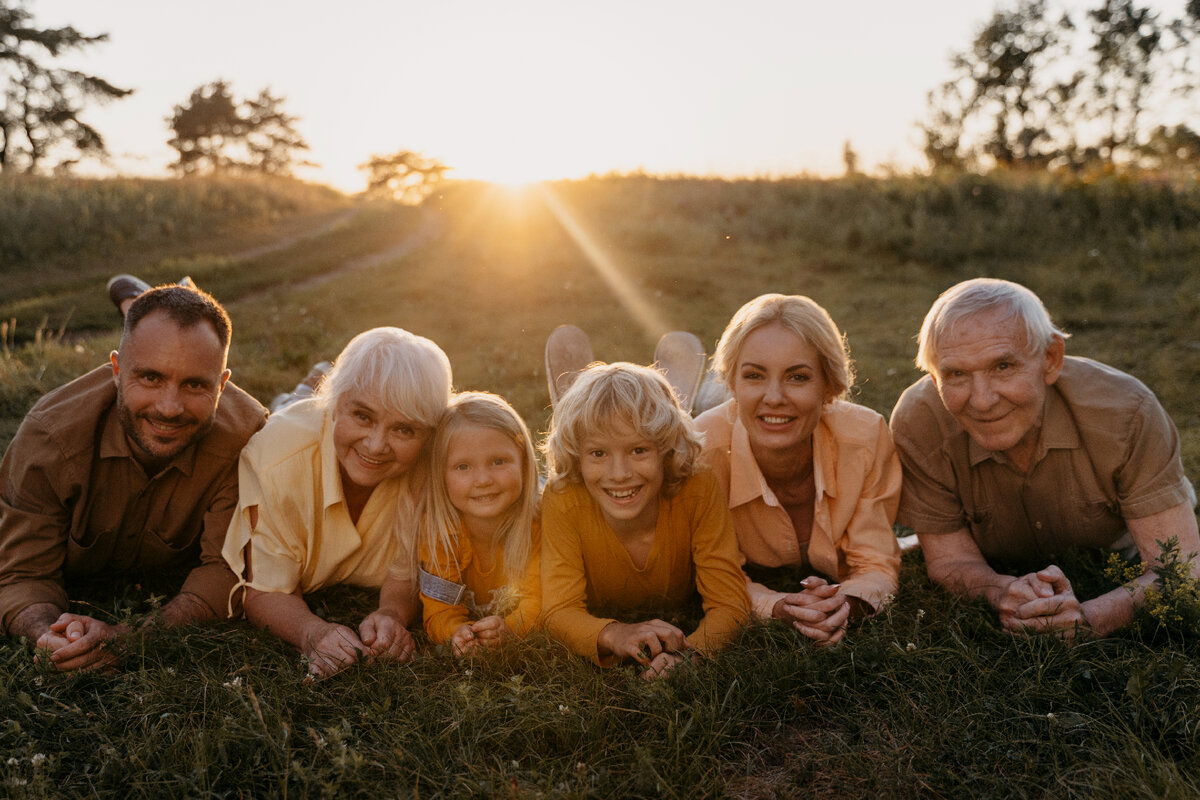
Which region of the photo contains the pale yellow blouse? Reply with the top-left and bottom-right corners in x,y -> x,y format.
221,399 -> 417,612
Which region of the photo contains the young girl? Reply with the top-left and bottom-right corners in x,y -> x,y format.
540,362 -> 750,679
419,392 -> 542,655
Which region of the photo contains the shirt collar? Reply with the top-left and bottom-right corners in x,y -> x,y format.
964,385 -> 1079,468
319,408 -> 347,511
727,407 -> 832,507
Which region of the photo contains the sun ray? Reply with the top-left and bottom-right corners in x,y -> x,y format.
534,183 -> 669,341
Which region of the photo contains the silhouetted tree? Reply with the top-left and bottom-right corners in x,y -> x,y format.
166,80 -> 310,176
0,0 -> 131,172
1086,0 -> 1165,163
359,150 -> 448,203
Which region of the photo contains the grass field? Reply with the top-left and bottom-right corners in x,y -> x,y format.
1,173 -> 1199,798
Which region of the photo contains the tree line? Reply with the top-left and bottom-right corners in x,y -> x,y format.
922,0 -> 1200,176
5,0 -> 1197,185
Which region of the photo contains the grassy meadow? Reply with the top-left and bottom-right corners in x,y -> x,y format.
1,173 -> 1200,797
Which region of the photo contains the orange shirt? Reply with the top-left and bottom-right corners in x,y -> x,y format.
696,399 -> 901,618
419,519 -> 542,644
541,469 -> 750,666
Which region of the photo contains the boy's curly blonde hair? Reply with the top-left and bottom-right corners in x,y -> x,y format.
541,362 -> 702,498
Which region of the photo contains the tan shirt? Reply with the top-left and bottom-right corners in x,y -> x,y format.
890,357 -> 1196,562
696,399 -> 902,617
0,364 -> 267,633
222,399 -> 419,610
541,470 -> 750,666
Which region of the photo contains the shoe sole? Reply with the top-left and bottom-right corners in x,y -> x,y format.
654,331 -> 705,414
545,325 -> 594,406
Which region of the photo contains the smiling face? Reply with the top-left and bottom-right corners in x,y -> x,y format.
579,419 -> 664,536
931,309 -> 1063,470
111,310 -> 230,471
443,423 -> 526,535
731,323 -> 830,459
332,391 -> 430,493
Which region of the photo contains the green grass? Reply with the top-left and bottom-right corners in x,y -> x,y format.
2,173 -> 1199,797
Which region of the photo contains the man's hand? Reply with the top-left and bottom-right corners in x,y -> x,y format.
771,577 -> 851,646
1002,565 -> 1092,641
36,613 -> 129,672
358,609 -> 415,664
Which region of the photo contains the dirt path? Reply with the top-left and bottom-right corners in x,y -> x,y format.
228,206 -> 443,307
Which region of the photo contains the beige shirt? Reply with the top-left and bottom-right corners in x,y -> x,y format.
696,399 -> 902,617
890,357 -> 1196,562
0,364 -> 266,633
221,399 -> 419,611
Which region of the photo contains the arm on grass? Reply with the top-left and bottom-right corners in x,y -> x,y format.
358,573 -> 417,664
244,586 -> 367,678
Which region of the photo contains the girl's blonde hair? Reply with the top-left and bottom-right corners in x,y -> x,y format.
424,392 -> 539,582
542,362 -> 702,498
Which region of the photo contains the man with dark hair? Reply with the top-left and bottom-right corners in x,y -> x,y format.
0,284 -> 267,670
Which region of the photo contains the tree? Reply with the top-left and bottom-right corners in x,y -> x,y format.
166,80 -> 311,176
0,0 -> 131,173
1086,0 -> 1166,164
358,150 -> 449,203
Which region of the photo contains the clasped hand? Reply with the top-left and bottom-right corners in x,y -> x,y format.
302,609 -> 415,678
771,576 -> 851,646
35,613 -> 129,672
597,619 -> 692,680
996,565 -> 1091,641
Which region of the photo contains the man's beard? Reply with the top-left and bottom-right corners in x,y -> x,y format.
116,387 -> 216,470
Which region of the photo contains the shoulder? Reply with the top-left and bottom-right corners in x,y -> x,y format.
17,365 -> 116,459
1055,357 -> 1158,412
822,401 -> 889,443
197,380 -> 268,456
238,398 -> 324,471
890,375 -> 957,442
695,400 -> 735,446
674,466 -> 723,505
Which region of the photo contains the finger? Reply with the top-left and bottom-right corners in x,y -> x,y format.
50,628 -> 110,664
52,646 -> 118,673
1035,565 -> 1071,593
799,576 -> 829,589
358,616 -> 379,647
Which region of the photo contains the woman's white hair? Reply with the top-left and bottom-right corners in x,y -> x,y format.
916,278 -> 1069,374
317,326 -> 452,428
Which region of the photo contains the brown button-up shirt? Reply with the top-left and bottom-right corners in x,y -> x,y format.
0,364 -> 267,633
890,357 -> 1196,563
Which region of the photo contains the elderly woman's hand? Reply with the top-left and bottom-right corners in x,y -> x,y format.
771,576 -> 851,646
302,621 -> 369,678
358,609 -> 416,664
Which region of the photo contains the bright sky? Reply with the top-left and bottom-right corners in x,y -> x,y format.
34,0 -> 1188,192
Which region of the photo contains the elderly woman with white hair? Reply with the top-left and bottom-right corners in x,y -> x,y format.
223,327 -> 452,677
695,294 -> 902,645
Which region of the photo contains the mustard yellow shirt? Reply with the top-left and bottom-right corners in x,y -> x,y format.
221,399 -> 417,611
696,399 -> 902,618
419,519 -> 542,644
541,469 -> 750,666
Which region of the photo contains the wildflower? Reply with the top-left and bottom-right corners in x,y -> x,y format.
463,669 -> 473,677
1046,712 -> 1056,721
6,757 -> 17,766
916,609 -> 925,621
511,760 -> 519,768
30,754 -> 45,767
558,704 -> 569,715
906,642 -> 916,652
223,676 -> 243,688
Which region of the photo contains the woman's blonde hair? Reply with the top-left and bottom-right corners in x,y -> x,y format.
424,392 -> 539,582
712,293 -> 854,401
542,362 -> 702,498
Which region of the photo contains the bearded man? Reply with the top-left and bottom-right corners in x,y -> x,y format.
0,285 -> 266,669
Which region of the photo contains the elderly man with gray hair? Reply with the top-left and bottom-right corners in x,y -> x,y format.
890,278 -> 1199,639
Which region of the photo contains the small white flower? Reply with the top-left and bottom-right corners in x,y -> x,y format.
6,757 -> 18,766
1047,712 -> 1057,720
916,609 -> 925,620
511,760 -> 519,768
463,669 -> 473,677
558,704 -> 569,715
906,642 -> 916,652
222,676 -> 243,688
30,754 -> 45,767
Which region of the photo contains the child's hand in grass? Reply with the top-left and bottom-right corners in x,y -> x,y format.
36,613 -> 128,672
358,609 -> 416,664
597,620 -> 690,664
772,577 -> 851,646
450,616 -> 510,656
640,650 -> 695,681
302,621 -> 368,678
